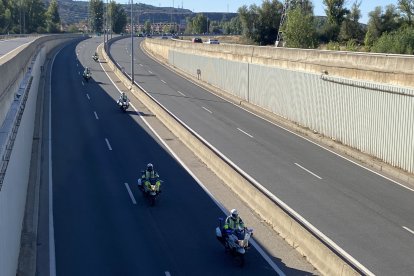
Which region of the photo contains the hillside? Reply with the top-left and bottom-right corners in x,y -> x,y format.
44,0 -> 235,26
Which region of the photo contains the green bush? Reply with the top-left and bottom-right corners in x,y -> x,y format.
326,41 -> 340,50
371,27 -> 414,54
345,39 -> 358,51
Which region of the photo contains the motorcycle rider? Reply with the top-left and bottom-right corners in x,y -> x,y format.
138,163 -> 160,192
92,52 -> 98,61
224,209 -> 245,233
118,92 -> 130,106
83,67 -> 91,77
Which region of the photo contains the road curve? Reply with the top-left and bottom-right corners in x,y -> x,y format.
49,37 -> 283,275
109,37 -> 414,275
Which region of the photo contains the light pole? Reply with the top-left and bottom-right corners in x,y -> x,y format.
131,0 -> 134,84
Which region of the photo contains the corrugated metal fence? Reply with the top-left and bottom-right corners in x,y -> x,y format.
169,50 -> 414,174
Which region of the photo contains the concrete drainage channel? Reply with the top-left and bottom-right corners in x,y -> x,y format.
101,42 -> 370,276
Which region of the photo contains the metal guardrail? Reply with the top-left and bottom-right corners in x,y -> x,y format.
0,57 -> 34,190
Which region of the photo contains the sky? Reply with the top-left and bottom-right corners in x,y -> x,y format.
114,0 -> 398,23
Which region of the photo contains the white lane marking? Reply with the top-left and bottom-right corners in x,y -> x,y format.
100,59 -> 286,275
78,71 -> 80,75
148,70 -> 153,74
124,183 -> 137,204
139,63 -> 143,66
94,111 -> 99,120
237,128 -> 253,138
177,91 -> 185,96
105,138 -> 112,151
403,226 -> 414,235
161,79 -> 167,84
76,63 -> 78,67
141,42 -> 413,194
165,272 -> 171,276
49,47 -> 60,276
295,163 -> 322,180
86,94 -> 90,100
202,106 -> 212,114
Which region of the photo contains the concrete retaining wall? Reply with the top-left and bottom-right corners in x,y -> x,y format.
0,35 -> 82,276
144,39 -> 414,175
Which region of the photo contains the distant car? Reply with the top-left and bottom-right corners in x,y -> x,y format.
207,39 -> 220,44
192,37 -> 203,43
172,34 -> 179,39
146,33 -> 152,38
138,33 -> 143,37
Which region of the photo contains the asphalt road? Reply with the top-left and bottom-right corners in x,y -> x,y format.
50,37 -> 281,275
109,37 -> 414,275
0,37 -> 35,58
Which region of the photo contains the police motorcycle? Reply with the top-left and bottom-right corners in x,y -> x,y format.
216,218 -> 253,267
92,53 -> 99,62
117,97 -> 129,112
83,68 -> 92,82
138,175 -> 162,206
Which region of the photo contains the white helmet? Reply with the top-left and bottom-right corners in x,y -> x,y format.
230,209 -> 238,219
147,163 -> 153,172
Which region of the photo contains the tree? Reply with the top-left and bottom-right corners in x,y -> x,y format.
238,4 -> 258,39
289,0 -> 313,15
89,0 -> 104,33
238,0 -> 283,45
364,5 -> 401,48
46,0 -> 60,33
399,0 -> 414,26
323,0 -> 349,41
256,0 -> 283,45
144,20 -> 151,34
283,6 -> 317,48
25,0 -> 46,33
371,27 -> 414,54
108,1 -> 126,34
339,1 -> 364,42
190,13 -> 208,34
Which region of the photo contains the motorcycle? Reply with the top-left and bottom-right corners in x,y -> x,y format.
83,71 -> 91,82
117,100 -> 129,112
92,55 -> 99,62
215,218 -> 253,267
138,176 -> 162,206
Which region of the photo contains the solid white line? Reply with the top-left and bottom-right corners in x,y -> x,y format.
124,183 -> 137,204
177,91 -> 185,96
202,106 -> 212,114
49,48 -> 60,276
403,226 -> 414,235
105,138 -> 112,151
86,94 -> 90,100
295,163 -> 322,180
148,70 -> 153,74
94,111 -> 99,120
237,127 -> 253,138
99,58 -> 286,275
161,79 -> 166,84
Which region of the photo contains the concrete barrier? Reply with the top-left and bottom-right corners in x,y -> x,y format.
145,38 -> 414,88
102,40 -> 370,276
0,35 -> 83,276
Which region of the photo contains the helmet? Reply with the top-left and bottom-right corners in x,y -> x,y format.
147,163 -> 153,172
230,209 -> 238,219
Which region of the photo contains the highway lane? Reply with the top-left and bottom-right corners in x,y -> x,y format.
110,37 -> 414,275
50,37 -> 280,275
0,37 -> 35,59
